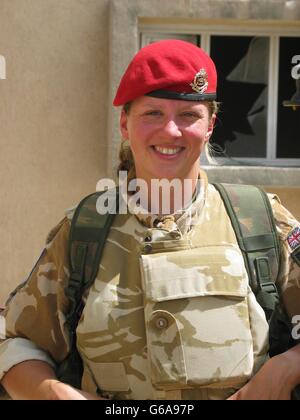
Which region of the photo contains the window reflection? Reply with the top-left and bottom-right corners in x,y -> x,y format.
211,36 -> 269,159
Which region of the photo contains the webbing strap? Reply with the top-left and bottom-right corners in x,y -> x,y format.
57,189 -> 118,387
213,183 -> 280,319
69,244 -> 88,288
66,189 -> 118,328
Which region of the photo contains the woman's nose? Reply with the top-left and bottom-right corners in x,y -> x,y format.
162,119 -> 182,138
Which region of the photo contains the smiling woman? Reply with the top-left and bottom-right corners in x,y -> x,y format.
119,98 -> 213,215
119,99 -> 218,192
120,97 -> 214,188
114,40 -> 217,214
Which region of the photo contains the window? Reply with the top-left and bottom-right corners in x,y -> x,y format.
277,37 -> 300,159
140,25 -> 300,166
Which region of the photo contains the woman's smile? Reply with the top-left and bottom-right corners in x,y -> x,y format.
151,145 -> 185,159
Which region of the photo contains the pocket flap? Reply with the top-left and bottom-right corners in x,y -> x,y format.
140,246 -> 248,302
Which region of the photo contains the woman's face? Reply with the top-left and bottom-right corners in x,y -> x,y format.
120,96 -> 215,183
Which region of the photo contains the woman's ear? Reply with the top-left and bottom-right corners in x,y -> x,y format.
205,114 -> 216,142
120,109 -> 129,140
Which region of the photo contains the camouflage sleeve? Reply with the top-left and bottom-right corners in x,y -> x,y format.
268,194 -> 300,320
0,218 -> 71,381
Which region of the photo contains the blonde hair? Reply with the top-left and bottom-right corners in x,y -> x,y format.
117,101 -> 219,180
118,139 -> 136,184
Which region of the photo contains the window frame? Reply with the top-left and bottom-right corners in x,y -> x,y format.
140,21 -> 300,166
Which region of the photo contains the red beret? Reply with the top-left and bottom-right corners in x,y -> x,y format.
113,39 -> 217,106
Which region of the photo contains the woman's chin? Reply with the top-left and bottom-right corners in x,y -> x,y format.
151,172 -> 181,182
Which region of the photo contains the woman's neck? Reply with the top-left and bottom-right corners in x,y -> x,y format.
135,168 -> 200,216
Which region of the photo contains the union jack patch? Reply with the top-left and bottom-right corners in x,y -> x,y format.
287,226 -> 300,251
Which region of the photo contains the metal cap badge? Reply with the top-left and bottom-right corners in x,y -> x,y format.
190,69 -> 209,94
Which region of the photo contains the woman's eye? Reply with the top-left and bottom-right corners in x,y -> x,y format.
145,110 -> 162,116
181,112 -> 199,118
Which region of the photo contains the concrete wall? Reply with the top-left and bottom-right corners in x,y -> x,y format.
0,0 -> 109,304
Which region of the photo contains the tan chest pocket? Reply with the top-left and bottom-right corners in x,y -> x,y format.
140,246 -> 254,389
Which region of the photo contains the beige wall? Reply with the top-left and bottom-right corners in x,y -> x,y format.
0,0 -> 110,304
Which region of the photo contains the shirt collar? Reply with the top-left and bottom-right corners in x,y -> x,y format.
125,169 -> 208,235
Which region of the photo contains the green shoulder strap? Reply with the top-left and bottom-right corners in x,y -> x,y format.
57,189 -> 118,387
213,183 -> 281,320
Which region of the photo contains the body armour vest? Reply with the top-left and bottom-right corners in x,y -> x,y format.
75,184 -> 269,400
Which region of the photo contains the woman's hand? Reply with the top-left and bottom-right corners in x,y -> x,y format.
2,360 -> 103,400
228,345 -> 300,400
46,380 -> 102,400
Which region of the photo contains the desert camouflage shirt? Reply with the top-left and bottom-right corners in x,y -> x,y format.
0,171 -> 300,400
